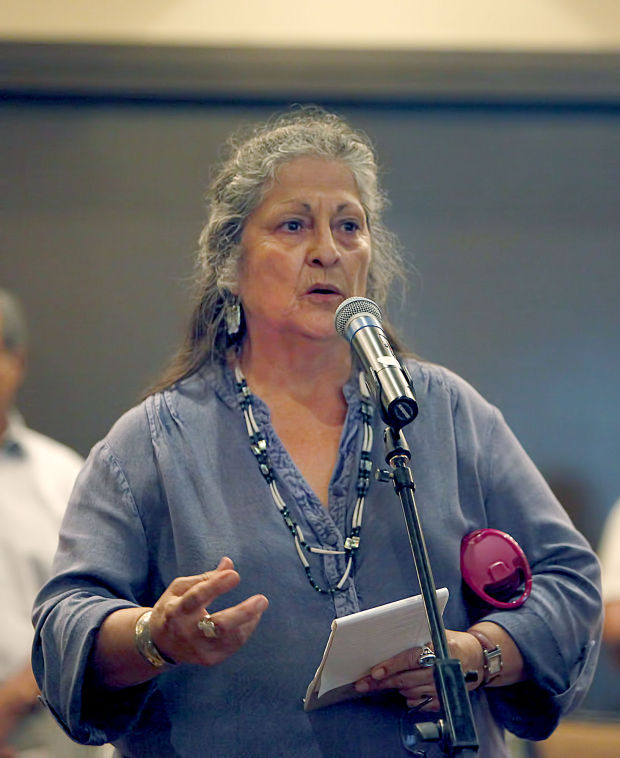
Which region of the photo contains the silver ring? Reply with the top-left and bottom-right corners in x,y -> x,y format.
197,614 -> 219,639
418,645 -> 436,668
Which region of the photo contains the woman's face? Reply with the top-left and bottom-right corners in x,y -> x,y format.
237,156 -> 371,344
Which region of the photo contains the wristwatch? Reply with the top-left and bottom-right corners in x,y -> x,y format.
467,628 -> 503,685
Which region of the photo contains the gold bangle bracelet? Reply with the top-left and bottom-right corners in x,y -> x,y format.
134,610 -> 176,669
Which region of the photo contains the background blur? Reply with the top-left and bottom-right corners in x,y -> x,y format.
1,1 -> 619,746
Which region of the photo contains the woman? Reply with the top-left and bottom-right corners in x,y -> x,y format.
32,108 -> 601,757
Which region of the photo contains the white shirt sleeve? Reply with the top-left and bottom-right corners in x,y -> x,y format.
599,498 -> 620,601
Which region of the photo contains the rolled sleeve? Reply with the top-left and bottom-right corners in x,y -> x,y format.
32,420 -> 158,744
475,408 -> 603,739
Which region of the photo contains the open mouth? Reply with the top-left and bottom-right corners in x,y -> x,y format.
306,285 -> 342,296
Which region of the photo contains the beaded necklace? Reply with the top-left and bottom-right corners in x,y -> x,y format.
234,365 -> 374,594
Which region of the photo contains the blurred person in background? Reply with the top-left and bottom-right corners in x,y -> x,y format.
0,288 -> 111,758
599,498 -> 620,667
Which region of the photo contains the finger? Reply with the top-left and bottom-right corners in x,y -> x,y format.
378,668 -> 433,691
164,558 -> 237,598
354,674 -> 377,694
192,595 -> 269,666
204,594 -> 269,636
397,675 -> 437,696
355,643 -> 435,696
369,645 -> 428,681
406,693 -> 440,712
369,669 -> 434,702
355,667 -> 434,699
176,569 -> 241,615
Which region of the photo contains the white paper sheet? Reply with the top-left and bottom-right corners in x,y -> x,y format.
304,587 -> 449,711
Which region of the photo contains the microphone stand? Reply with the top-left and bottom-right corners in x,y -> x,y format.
378,425 -> 479,757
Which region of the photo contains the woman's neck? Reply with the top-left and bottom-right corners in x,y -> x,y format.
235,334 -> 353,504
236,333 -> 352,416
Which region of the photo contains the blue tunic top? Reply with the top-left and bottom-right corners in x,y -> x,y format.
32,359 -> 602,758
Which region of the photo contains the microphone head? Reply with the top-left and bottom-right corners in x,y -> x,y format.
334,297 -> 383,336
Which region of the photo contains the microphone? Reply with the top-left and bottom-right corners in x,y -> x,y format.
335,297 -> 418,430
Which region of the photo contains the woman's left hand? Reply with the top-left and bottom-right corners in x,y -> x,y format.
354,629 -> 483,711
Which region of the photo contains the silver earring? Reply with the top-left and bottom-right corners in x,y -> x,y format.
225,297 -> 241,338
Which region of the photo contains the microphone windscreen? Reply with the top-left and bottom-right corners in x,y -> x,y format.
334,297 -> 383,336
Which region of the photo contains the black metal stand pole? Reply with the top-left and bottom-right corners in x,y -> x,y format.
381,426 -> 479,757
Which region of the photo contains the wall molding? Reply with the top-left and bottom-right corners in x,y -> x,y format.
1,41 -> 618,104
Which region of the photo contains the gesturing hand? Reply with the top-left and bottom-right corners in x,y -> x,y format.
148,557 -> 269,668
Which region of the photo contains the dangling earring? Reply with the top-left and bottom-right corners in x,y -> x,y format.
225,296 -> 241,339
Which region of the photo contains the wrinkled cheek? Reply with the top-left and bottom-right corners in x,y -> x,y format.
356,261 -> 371,296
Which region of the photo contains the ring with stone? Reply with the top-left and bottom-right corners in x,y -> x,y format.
197,613 -> 219,639
418,645 -> 436,668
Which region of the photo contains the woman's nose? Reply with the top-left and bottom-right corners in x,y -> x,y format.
308,222 -> 340,267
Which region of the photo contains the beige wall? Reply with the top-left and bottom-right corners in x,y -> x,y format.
1,0 -> 619,51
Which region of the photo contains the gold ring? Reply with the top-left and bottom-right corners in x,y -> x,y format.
197,614 -> 219,639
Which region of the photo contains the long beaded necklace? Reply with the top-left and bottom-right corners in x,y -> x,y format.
234,365 -> 374,594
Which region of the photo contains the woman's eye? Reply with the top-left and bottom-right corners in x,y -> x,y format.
340,220 -> 361,233
282,219 -> 303,232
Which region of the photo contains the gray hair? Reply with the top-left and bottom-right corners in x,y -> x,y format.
0,287 -> 28,353
150,107 -> 405,392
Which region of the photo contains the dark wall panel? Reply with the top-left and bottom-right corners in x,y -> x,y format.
1,46 -> 619,712
1,99 -> 617,544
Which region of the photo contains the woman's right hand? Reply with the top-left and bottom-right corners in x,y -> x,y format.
149,556 -> 268,667
92,557 -> 268,689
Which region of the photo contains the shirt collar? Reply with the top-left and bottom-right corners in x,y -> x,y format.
0,409 -> 27,456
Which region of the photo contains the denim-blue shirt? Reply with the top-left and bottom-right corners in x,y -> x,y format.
32,359 -> 602,758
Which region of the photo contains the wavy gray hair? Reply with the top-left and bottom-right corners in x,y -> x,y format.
151,107 -> 405,391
